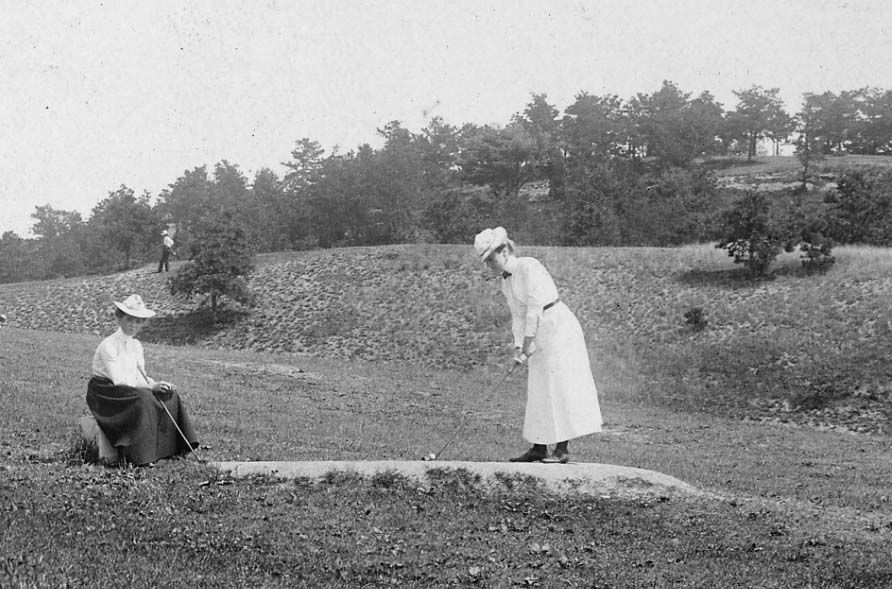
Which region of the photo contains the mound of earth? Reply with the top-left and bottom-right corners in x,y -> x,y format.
211,460 -> 703,499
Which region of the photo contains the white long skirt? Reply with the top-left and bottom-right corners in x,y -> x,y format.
523,301 -> 602,444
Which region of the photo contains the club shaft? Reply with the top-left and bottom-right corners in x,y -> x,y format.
435,367 -> 515,459
140,366 -> 202,461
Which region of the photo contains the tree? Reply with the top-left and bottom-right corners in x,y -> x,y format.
729,86 -> 790,160
561,92 -> 626,168
800,91 -> 859,154
30,205 -> 88,278
0,231 -> 39,283
373,120 -> 427,241
458,122 -> 535,197
516,93 -> 563,190
849,88 -> 892,155
155,166 -> 212,248
306,148 -> 376,247
635,80 -> 693,166
282,138 -> 325,193
251,167 -> 292,252
716,191 -> 784,277
169,210 -> 256,323
91,185 -> 158,268
794,100 -> 826,191
418,117 -> 460,188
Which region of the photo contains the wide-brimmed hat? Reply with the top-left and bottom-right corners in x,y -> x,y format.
473,227 -> 509,261
113,294 -> 156,319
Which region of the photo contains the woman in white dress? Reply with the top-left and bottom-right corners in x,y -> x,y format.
473,227 -> 602,463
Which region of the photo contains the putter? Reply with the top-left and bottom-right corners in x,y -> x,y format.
423,364 -> 517,461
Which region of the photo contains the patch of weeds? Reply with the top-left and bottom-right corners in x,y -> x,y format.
370,469 -> 410,490
492,472 -> 544,493
62,436 -> 99,465
425,467 -> 482,493
683,306 -> 708,332
322,470 -> 366,487
799,242 -> 836,275
787,383 -> 848,411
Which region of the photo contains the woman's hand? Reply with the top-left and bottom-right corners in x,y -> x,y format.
513,348 -> 528,367
152,381 -> 176,399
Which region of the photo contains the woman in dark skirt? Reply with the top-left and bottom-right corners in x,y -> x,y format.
86,294 -> 198,465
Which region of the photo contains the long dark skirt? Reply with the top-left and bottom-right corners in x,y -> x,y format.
86,376 -> 199,465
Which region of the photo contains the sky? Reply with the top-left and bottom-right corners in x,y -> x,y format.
2,0 -> 891,237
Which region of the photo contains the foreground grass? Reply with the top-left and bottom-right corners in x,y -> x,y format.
5,463 -> 892,588
2,328 -> 892,587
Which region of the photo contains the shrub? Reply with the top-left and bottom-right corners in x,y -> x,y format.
782,194 -> 837,274
715,191 -> 784,277
169,210 -> 257,323
824,168 -> 892,245
683,307 -> 708,331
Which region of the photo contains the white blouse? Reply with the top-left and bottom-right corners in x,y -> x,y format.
500,256 -> 560,347
91,328 -> 153,387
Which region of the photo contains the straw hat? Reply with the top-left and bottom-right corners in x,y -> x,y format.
473,227 -> 509,261
113,294 -> 156,319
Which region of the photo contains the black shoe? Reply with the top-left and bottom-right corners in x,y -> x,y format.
542,449 -> 570,464
509,449 -> 546,462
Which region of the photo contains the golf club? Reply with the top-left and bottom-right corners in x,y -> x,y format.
140,367 -> 204,463
422,364 -> 517,461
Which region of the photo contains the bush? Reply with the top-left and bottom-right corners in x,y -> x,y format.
782,194 -> 836,274
683,307 -> 708,331
824,168 -> 892,245
715,191 -> 785,277
169,209 -> 256,323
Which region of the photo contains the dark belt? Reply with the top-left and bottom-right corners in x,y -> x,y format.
543,299 -> 559,312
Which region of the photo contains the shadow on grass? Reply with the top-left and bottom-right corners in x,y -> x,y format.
676,263 -> 816,289
138,307 -> 250,346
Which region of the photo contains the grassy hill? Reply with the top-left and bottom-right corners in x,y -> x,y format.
2,242 -> 892,434
4,243 -> 892,586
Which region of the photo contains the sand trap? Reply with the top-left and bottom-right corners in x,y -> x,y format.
210,460 -> 701,498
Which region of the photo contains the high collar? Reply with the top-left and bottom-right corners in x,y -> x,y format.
503,256 -> 520,276
114,326 -> 135,341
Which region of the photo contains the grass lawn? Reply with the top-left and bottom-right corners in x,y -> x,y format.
2,244 -> 892,587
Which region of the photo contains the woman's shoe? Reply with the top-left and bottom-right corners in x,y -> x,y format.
509,449 -> 546,462
542,449 -> 569,464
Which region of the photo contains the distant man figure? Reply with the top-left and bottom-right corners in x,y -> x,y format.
157,230 -> 174,273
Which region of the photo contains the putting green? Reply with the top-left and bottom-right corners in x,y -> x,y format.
210,460 -> 702,498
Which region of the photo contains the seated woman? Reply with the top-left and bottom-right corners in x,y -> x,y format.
86,294 -> 198,465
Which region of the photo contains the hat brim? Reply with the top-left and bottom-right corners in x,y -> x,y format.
479,244 -> 499,261
113,301 -> 156,318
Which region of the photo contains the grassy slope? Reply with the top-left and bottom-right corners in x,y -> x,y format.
2,327 -> 892,587
3,239 -> 892,586
4,241 -> 892,431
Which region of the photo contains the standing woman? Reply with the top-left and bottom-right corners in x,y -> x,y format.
474,227 -> 602,463
86,294 -> 198,465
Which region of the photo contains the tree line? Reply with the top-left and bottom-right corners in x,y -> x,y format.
3,81 -> 892,286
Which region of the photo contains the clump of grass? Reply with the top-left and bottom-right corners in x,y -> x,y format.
62,434 -> 99,465
683,306 -> 708,331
